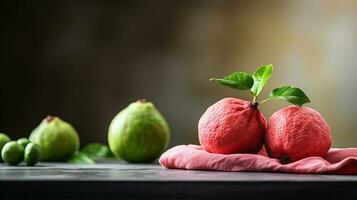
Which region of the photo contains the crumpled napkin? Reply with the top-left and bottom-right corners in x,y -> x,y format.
159,145 -> 357,174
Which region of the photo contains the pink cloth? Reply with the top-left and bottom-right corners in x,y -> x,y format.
159,145 -> 357,174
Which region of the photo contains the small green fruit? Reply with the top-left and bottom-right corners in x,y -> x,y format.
1,141 -> 24,165
0,133 -> 11,162
24,143 -> 41,166
108,100 -> 170,163
29,115 -> 80,161
17,137 -> 31,148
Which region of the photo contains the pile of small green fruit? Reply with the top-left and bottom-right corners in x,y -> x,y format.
0,100 -> 170,165
0,133 -> 41,166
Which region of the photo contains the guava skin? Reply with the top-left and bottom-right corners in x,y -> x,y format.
1,141 -> 24,165
29,116 -> 80,161
198,98 -> 266,154
17,138 -> 30,148
265,106 -> 332,163
108,100 -> 170,163
0,133 -> 11,162
24,143 -> 41,166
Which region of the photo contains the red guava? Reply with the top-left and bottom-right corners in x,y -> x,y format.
198,98 -> 266,154
265,105 -> 332,163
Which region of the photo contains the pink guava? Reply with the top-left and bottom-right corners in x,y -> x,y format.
265,105 -> 332,163
198,98 -> 266,154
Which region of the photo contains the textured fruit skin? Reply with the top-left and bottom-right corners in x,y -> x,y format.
29,116 -> 80,161
108,101 -> 170,163
1,141 -> 24,165
265,106 -> 332,162
198,98 -> 266,154
17,138 -> 30,148
0,133 -> 11,162
24,143 -> 41,166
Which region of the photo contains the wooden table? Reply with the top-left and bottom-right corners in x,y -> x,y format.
1,161 -> 357,199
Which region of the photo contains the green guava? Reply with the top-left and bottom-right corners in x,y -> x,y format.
0,133 -> 11,162
17,137 -> 31,148
24,143 -> 41,166
1,141 -> 24,165
108,100 -> 170,163
29,116 -> 80,161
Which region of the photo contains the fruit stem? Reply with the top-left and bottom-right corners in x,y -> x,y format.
46,115 -> 55,122
252,95 -> 257,104
280,155 -> 290,164
138,99 -> 147,103
250,102 -> 259,110
259,98 -> 270,105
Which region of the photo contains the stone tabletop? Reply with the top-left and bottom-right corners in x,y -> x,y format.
1,161 -> 357,199
1,162 -> 357,182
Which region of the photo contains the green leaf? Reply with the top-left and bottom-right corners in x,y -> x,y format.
269,86 -> 310,106
81,143 -> 113,158
250,64 -> 273,97
210,72 -> 254,90
68,152 -> 95,164
67,143 -> 114,164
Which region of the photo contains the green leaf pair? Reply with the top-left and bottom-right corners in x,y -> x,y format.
209,64 -> 272,97
68,143 -> 113,164
210,64 -> 310,106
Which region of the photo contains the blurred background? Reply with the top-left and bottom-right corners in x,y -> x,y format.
1,0 -> 357,148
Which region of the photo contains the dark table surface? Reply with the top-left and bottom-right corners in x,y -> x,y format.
1,160 -> 357,200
